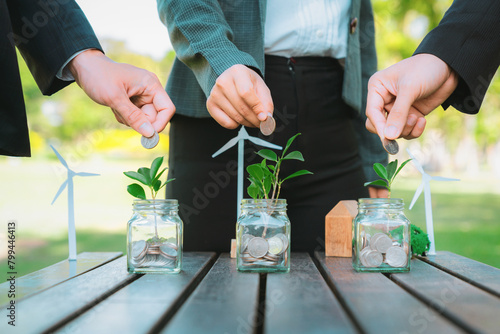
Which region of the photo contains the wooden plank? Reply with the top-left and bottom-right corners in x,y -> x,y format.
390,259 -> 500,334
0,252 -> 122,306
160,253 -> 261,334
0,256 -> 135,334
264,253 -> 357,333
53,252 -> 216,334
418,251 -> 500,297
315,252 -> 463,334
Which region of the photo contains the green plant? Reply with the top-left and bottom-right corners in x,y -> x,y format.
364,159 -> 411,198
246,133 -> 313,200
124,156 -> 175,199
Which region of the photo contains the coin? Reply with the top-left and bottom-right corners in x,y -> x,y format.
240,233 -> 253,252
141,131 -> 160,149
274,233 -> 289,251
160,243 -> 178,259
247,237 -> 269,258
370,233 -> 392,254
267,237 -> 284,255
364,249 -> 383,267
385,246 -> 408,267
260,112 -> 276,136
383,138 -> 399,155
132,240 -> 147,259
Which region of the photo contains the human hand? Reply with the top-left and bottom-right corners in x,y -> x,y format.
68,49 -> 175,137
368,186 -> 388,199
206,64 -> 274,129
366,54 -> 458,141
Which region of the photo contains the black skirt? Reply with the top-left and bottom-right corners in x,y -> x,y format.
166,55 -> 369,252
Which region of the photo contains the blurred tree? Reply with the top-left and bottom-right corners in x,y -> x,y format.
373,0 -> 500,173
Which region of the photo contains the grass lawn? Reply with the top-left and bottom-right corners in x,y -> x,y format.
1,157 -> 499,282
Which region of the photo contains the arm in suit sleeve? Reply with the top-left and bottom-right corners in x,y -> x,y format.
414,0 -> 500,114
157,0 -> 262,98
6,0 -> 102,95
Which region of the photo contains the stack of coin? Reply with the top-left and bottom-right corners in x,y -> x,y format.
358,232 -> 408,268
239,233 -> 289,267
130,239 -> 178,268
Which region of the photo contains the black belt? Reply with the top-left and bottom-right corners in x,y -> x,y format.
265,54 -> 345,69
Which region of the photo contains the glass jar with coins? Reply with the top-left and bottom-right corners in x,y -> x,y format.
353,198 -> 410,273
127,199 -> 182,274
236,199 -> 290,273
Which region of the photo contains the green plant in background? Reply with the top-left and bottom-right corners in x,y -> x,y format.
246,133 -> 313,200
393,224 -> 431,256
124,157 -> 175,199
364,159 -> 412,198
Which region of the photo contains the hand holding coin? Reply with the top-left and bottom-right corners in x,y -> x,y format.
382,138 -> 399,155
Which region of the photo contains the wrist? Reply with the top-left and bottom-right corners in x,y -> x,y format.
68,49 -> 106,81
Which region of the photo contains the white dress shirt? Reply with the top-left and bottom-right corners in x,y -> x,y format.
264,0 -> 351,59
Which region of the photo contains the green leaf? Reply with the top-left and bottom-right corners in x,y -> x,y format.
153,179 -> 161,192
364,180 -> 388,188
283,133 -> 301,156
281,169 -> 313,182
282,151 -> 304,161
247,183 -> 260,199
263,176 -> 272,197
247,164 -> 264,180
150,157 -> 163,180
123,171 -> 149,186
138,167 -> 152,185
152,167 -> 167,183
257,149 -> 278,162
394,159 -> 412,180
268,165 -> 276,171
373,163 -> 388,180
127,183 -> 146,199
386,160 -> 398,182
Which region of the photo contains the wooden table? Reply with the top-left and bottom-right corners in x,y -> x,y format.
1,251 -> 499,333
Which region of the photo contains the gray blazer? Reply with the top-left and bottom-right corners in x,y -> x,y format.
157,0 -> 387,180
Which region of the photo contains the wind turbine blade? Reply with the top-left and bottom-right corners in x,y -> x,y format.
51,179 -> 68,205
247,136 -> 282,150
406,148 -> 424,174
50,145 -> 69,168
75,172 -> 100,177
409,182 -> 424,210
212,137 -> 239,158
431,176 -> 460,182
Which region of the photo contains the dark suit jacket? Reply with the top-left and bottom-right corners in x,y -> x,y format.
0,0 -> 101,157
158,0 -> 387,181
415,0 -> 500,114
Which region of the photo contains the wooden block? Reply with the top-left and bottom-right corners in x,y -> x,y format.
325,200 -> 358,257
230,239 -> 236,258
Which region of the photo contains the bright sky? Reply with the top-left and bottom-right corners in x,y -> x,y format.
76,0 -> 173,60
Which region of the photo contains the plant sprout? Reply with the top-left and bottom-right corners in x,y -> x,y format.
364,159 -> 411,198
124,156 -> 175,199
246,133 -> 313,200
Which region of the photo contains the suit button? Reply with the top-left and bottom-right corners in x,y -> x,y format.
350,17 -> 358,34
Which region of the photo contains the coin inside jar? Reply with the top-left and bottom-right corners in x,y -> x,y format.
267,236 -> 284,255
247,237 -> 269,258
385,246 -> 407,267
370,233 -> 392,253
132,240 -> 147,259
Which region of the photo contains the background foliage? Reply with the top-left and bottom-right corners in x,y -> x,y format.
1,0 -> 499,280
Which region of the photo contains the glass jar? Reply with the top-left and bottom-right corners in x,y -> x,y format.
127,199 -> 182,274
353,198 -> 410,273
236,199 -> 290,273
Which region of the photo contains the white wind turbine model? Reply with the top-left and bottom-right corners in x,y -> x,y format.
212,126 -> 282,218
407,148 -> 459,255
51,145 -> 99,261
